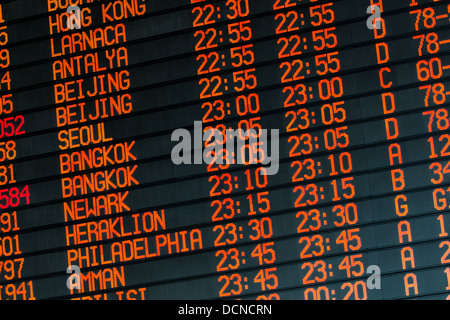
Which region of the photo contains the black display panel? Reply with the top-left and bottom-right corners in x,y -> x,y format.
0,0 -> 449,300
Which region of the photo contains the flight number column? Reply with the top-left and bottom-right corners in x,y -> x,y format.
0,3 -> 35,300
190,0 -> 281,300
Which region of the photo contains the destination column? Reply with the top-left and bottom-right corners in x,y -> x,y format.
47,0 -> 148,299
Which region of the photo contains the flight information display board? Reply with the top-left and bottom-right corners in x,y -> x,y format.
0,0 -> 450,300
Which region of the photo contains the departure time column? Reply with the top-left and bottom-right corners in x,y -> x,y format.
190,0 -> 281,299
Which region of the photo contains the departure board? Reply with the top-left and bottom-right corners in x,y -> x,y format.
0,0 -> 450,301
